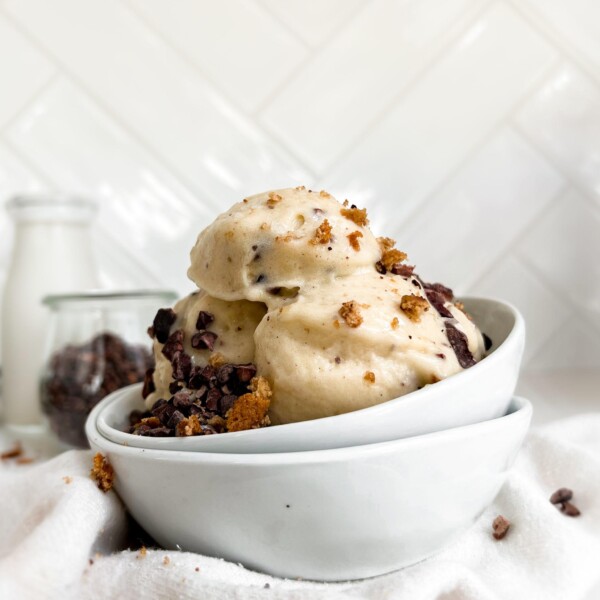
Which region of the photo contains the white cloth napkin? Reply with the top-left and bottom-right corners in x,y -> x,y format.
1,415 -> 600,600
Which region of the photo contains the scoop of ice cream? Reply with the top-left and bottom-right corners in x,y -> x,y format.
254,271 -> 484,424
146,291 -> 266,408
187,187 -> 381,306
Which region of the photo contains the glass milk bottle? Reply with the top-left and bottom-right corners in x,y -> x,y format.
1,195 -> 99,429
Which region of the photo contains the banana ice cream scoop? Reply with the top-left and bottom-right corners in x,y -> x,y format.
142,186 -> 488,433
187,187 -> 381,306
145,290 -> 266,409
254,271 -> 484,424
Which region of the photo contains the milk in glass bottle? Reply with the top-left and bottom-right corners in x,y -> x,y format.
1,195 -> 99,429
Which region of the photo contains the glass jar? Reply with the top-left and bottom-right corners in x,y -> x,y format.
1,194 -> 99,428
40,290 -> 176,448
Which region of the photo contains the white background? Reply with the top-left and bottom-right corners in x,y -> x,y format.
0,0 -> 598,371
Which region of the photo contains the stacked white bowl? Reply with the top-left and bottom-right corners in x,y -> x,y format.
86,297 -> 530,581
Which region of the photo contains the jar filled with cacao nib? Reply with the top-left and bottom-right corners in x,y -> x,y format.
40,290 -> 176,448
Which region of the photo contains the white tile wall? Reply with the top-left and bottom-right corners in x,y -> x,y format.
0,0 -> 598,370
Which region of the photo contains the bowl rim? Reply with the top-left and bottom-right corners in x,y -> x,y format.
87,395 -> 532,465
93,295 -> 525,448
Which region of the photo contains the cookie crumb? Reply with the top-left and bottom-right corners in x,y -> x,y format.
363,371 -> 375,384
340,206 -> 368,227
208,352 -> 226,368
266,192 -> 282,208
400,295 -> 429,322
492,515 -> 510,540
226,377 -> 272,432
319,190 -> 331,198
1,442 -> 23,460
90,453 -> 114,493
390,317 -> 399,330
295,185 -> 306,191
63,476 -> 73,484
163,556 -> 170,566
339,301 -> 363,328
347,230 -> 363,251
176,414 -> 202,437
310,219 -> 333,245
137,546 -> 147,559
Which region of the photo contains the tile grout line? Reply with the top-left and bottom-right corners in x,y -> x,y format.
464,179 -> 570,294
0,71 -> 61,138
251,0 -> 314,51
0,6 -> 240,213
261,0 -> 496,178
506,0 -> 600,90
1,137 -> 164,287
386,53 -> 561,237
251,0 -> 372,117
511,119 -> 600,213
120,0 -> 319,184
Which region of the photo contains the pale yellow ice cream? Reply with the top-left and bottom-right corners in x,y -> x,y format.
151,186 -> 486,424
188,187 -> 381,306
146,290 -> 266,408
255,271 -> 484,423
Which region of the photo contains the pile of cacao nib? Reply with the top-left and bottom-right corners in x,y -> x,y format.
132,307 -> 257,437
41,332 -> 153,448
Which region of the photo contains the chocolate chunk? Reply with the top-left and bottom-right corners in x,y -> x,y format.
196,311 -> 214,330
375,261 -> 387,274
187,367 -> 205,390
445,323 -> 476,368
391,264 -> 415,277
171,351 -> 192,381
423,282 -> 454,302
550,488 -> 573,504
483,333 -> 493,351
147,326 -> 155,339
200,365 -> 217,384
144,426 -> 173,437
128,409 -> 145,426
206,388 -> 222,411
172,390 -> 193,409
492,515 -> 510,540
424,289 -> 453,319
191,330 -> 218,351
161,329 -> 184,361
167,410 -> 186,429
217,364 -> 235,384
236,364 -> 256,383
561,501 -> 581,517
152,400 -> 175,424
141,368 -> 155,399
219,394 -> 237,415
169,381 -> 182,394
152,308 -> 177,344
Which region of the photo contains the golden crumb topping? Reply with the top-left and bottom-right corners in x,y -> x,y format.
266,192 -> 282,208
390,317 -> 399,330
176,414 -> 202,437
319,190 -> 331,198
226,376 -> 272,432
363,371 -> 376,384
208,352 -> 226,368
275,232 -> 300,243
376,237 -> 408,272
340,206 -> 368,227
377,237 -> 396,253
339,301 -> 363,328
295,185 -> 306,191
400,294 -> 429,322
90,453 -> 114,493
310,219 -> 333,245
347,230 -> 363,251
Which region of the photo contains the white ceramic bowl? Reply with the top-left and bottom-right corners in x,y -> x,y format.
86,396 -> 531,581
94,297 -> 525,453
